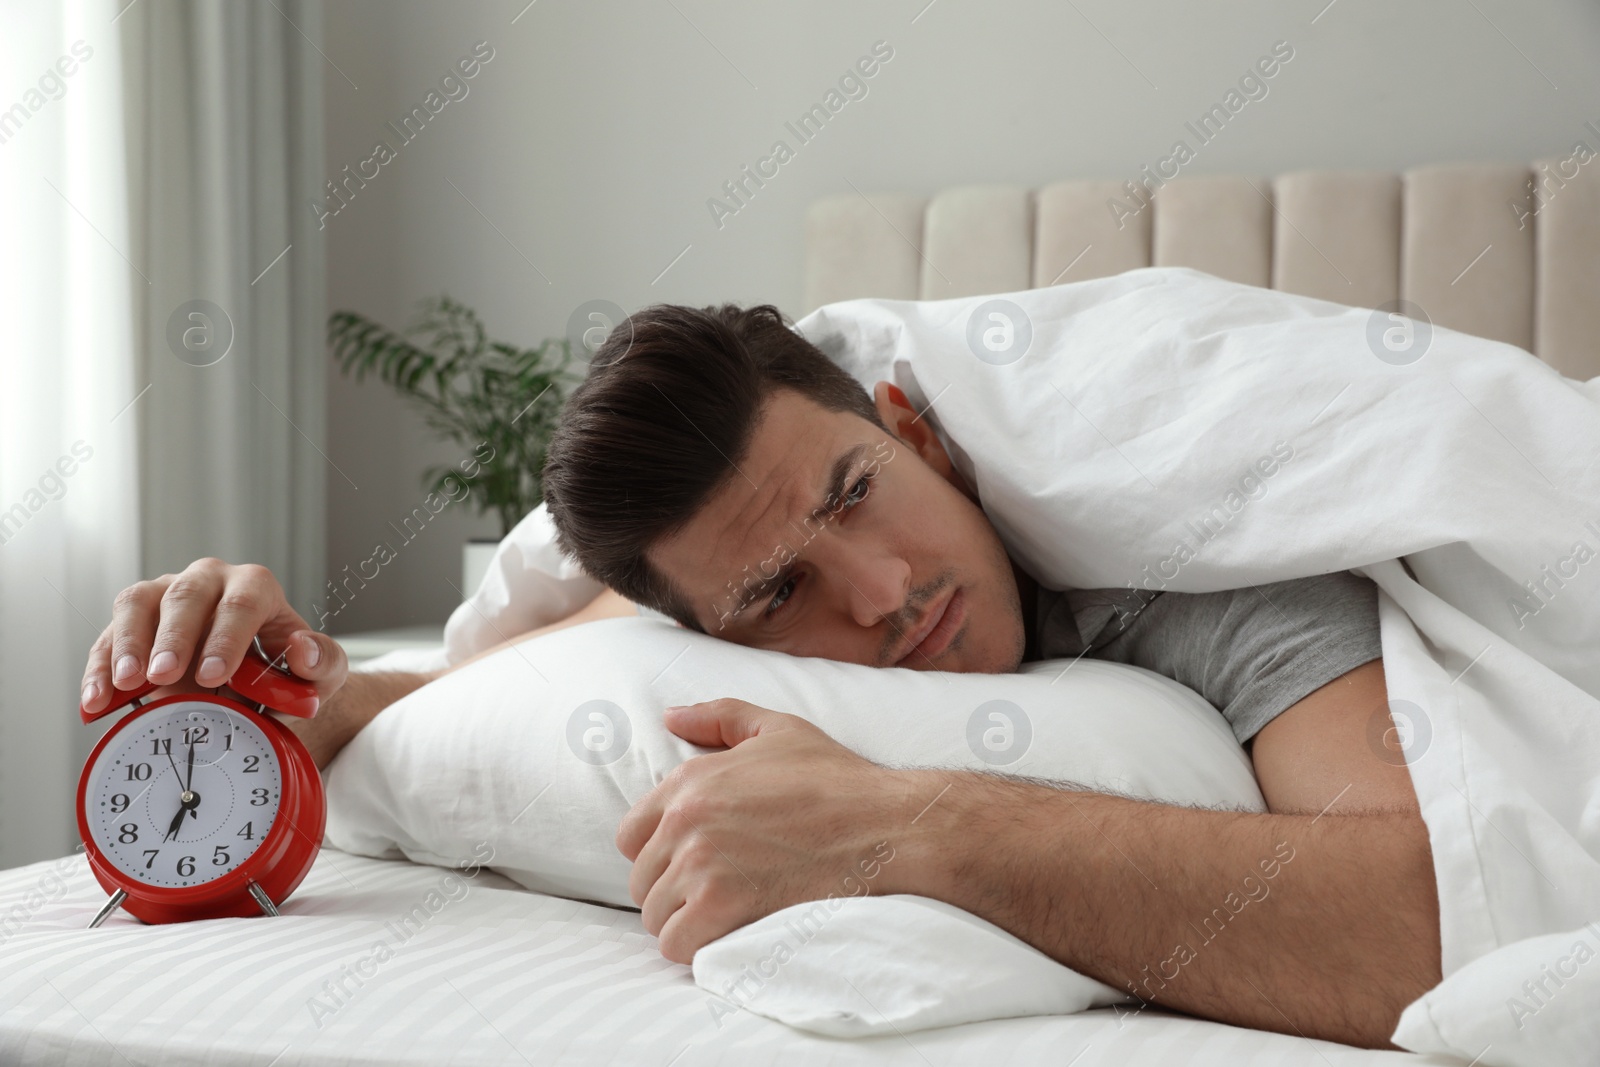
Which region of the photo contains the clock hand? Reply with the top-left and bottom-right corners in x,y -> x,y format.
163,789 -> 202,842
162,738 -> 202,842
162,745 -> 187,841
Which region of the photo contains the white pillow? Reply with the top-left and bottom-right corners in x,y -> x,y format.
324,615 -> 1262,1036
1393,925 -> 1600,1067
324,615 -> 1263,908
694,894 -> 1133,1036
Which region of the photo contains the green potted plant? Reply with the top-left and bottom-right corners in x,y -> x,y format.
328,295 -> 577,596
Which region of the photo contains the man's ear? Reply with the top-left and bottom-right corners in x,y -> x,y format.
872,381 -> 959,484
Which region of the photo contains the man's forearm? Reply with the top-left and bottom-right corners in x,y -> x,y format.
280,669 -> 438,770
881,771 -> 1440,1048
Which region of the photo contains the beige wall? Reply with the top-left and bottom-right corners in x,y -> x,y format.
322,0 -> 1600,632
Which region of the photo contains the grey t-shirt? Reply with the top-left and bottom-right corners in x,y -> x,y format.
1027,571 -> 1384,743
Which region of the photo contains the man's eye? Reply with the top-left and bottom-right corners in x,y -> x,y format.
843,476 -> 870,507
765,575 -> 798,617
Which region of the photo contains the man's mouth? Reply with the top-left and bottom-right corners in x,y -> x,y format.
892,587 -> 965,667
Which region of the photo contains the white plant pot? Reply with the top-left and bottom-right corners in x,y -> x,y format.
462,539 -> 500,600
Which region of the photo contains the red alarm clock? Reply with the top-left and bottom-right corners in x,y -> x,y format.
76,636 -> 325,927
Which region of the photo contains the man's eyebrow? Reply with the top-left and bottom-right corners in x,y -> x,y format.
822,443 -> 871,518
717,442 -> 871,625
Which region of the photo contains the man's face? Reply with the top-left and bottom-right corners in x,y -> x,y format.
649,386 -> 1026,673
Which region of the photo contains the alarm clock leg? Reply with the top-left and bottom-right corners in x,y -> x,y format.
247,880 -> 280,917
88,889 -> 127,928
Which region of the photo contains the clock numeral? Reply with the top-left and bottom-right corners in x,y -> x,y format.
225,732 -> 233,751
182,726 -> 210,745
237,821 -> 255,840
142,849 -> 159,870
110,793 -> 130,814
177,856 -> 195,877
250,788 -> 269,806
117,823 -> 139,844
126,763 -> 151,781
150,738 -> 171,756
242,755 -> 260,773
212,845 -> 231,867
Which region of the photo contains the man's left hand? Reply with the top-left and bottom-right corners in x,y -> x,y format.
616,699 -> 909,964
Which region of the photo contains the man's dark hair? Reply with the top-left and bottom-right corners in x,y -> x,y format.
543,303 -> 882,628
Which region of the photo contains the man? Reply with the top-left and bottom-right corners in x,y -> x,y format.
539,304 -> 1436,1048
80,302 -> 1438,1050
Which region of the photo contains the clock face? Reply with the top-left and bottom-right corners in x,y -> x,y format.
86,701 -> 283,889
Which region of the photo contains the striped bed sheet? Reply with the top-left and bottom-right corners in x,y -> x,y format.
0,847 -> 1448,1066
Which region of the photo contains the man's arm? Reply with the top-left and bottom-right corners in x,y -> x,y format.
1248,659 -> 1418,814
906,660 -> 1438,1045
283,590 -> 638,769
887,774 -> 1437,1048
276,670 -> 436,771
619,660 -> 1439,1049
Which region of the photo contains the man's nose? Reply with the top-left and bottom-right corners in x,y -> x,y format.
834,549 -> 913,629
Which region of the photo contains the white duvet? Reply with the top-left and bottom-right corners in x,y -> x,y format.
793,268 -> 1600,1065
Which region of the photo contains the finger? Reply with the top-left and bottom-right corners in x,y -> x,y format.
628,816 -> 684,907
616,780 -> 672,862
253,619 -> 347,695
639,864 -> 688,940
616,757 -> 711,861
655,887 -> 740,966
662,698 -> 782,749
81,624 -> 116,712
147,566 -> 226,685
108,576 -> 175,691
282,629 -> 346,694
194,563 -> 281,687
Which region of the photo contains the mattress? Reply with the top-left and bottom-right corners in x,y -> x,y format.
0,847 -> 1452,1066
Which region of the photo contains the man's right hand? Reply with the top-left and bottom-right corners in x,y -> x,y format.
80,558 -> 348,716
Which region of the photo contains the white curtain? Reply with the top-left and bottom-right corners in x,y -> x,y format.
0,0 -> 325,869
0,0 -> 142,871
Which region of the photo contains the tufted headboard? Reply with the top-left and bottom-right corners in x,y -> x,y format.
803,161 -> 1600,380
